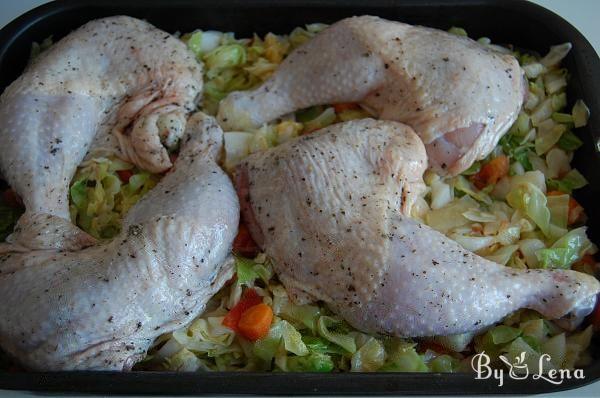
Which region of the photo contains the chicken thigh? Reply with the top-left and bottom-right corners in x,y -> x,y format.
0,114 -> 239,370
236,119 -> 599,337
0,16 -> 202,251
219,16 -> 526,175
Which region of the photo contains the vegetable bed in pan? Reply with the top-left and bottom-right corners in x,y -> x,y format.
134,24 -> 597,373
0,0 -> 599,395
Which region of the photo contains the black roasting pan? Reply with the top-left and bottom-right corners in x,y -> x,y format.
0,0 -> 599,395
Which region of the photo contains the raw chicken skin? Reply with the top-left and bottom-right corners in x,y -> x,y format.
219,16 -> 526,175
237,119 -> 600,337
0,16 -> 202,251
0,114 -> 239,370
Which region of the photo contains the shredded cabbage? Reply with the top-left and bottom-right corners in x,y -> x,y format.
429,354 -> 460,372
572,99 -> 590,128
317,316 -> 357,353
557,130 -> 583,151
506,182 -> 551,237
452,175 -> 492,205
69,157 -> 159,239
138,254 -> 457,373
351,337 -> 385,371
302,107 -> 336,134
547,193 -> 569,229
473,311 -> 592,371
537,227 -> 592,269
380,341 -> 429,372
53,25 -> 597,375
547,169 -> 588,194
545,148 -> 571,179
185,30 -> 223,57
519,239 -> 547,268
535,121 -> 565,155
286,352 -> 335,372
540,43 -> 572,67
425,195 -> 477,234
484,244 -> 518,265
451,234 -> 495,252
447,26 -> 468,37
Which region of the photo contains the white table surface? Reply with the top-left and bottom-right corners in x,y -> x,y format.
0,1 -> 599,397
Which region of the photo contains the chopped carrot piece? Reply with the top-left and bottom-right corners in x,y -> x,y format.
237,303 -> 273,341
470,155 -> 509,190
116,169 -> 134,184
546,190 -> 566,196
222,289 -> 263,332
567,196 -> 585,225
332,103 -> 360,113
233,223 -> 259,257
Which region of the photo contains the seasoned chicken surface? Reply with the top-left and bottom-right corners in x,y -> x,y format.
0,16 -> 202,250
236,119 -> 600,337
219,16 -> 526,175
0,114 -> 239,370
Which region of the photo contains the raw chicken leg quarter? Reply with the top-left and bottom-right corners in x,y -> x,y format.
219,15 -> 526,175
0,16 -> 203,252
0,16 -> 240,371
236,119 -> 600,337
0,114 -> 240,370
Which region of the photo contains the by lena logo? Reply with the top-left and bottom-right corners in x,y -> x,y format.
471,351 -> 585,387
